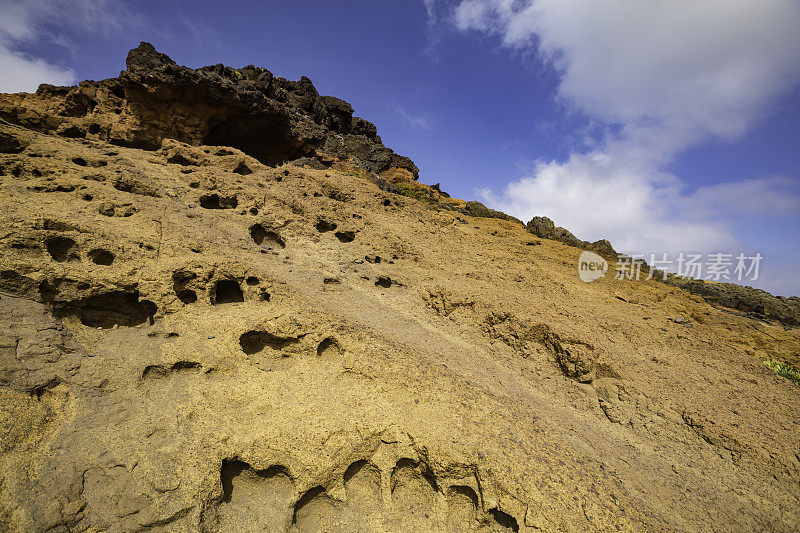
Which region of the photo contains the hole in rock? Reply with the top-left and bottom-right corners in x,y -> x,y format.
221,460 -> 245,502
447,485 -> 478,500
204,113 -> 297,167
71,157 -> 88,166
173,270 -> 198,304
45,236 -> 77,262
334,231 -> 355,243
292,486 -> 333,525
390,458 -> 439,497
173,361 -> 200,371
177,290 -> 197,304
239,331 -> 297,355
60,291 -> 157,328
264,231 -> 285,248
233,161 -> 252,175
219,460 -> 292,507
167,153 -> 198,166
200,193 -> 238,209
447,485 -> 480,530
316,220 -> 337,233
60,125 -> 86,138
142,361 -> 201,378
249,224 -> 285,248
375,276 -> 393,288
344,460 -> 372,485
246,276 -> 259,286
448,485 -> 479,507
87,248 -> 114,265
250,223 -> 267,244
488,508 -> 519,532
317,337 -> 341,357
30,378 -> 61,400
213,279 -> 244,305
110,85 -> 126,99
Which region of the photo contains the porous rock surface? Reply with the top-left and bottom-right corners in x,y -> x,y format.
0,47 -> 799,532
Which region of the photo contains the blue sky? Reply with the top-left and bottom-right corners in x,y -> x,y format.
1,0 -> 799,295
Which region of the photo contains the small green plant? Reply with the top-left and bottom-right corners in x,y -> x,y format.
395,183 -> 436,205
341,167 -> 366,179
763,360 -> 800,387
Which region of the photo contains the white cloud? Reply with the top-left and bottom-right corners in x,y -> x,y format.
0,46 -> 74,92
0,0 -> 139,41
422,0 -> 442,62
455,0 -> 800,264
0,0 -> 143,92
687,177 -> 800,219
394,104 -> 433,130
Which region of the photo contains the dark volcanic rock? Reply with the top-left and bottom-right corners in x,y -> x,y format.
526,216 -> 580,246
526,216 -> 616,258
0,42 -> 419,179
0,130 -> 28,154
664,275 -> 800,328
460,201 -> 522,224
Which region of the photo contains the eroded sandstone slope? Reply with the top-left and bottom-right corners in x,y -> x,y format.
0,46 -> 799,533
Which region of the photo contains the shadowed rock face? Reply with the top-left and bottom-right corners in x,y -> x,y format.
0,42 -> 419,178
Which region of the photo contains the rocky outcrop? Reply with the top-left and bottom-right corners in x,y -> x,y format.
0,42 -> 419,179
526,216 -> 617,258
526,215 -> 800,327
459,201 -> 522,224
664,275 -> 800,327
